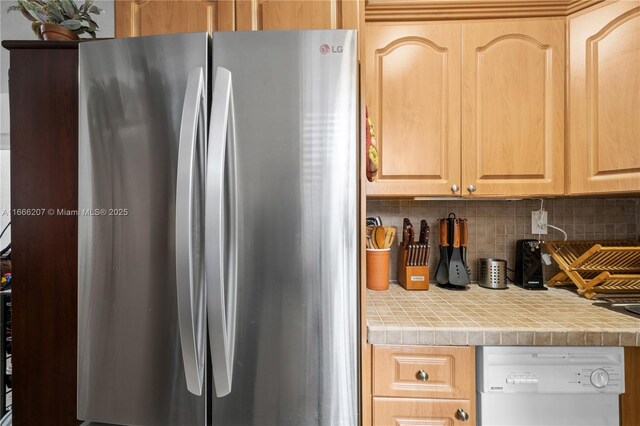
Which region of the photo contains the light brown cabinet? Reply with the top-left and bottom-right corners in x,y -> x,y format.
373,397 -> 474,426
366,18 -> 565,197
568,0 -> 640,194
115,0 -> 228,37
371,345 -> 475,425
461,18 -> 565,196
235,0 -> 361,30
364,22 -> 462,196
115,0 -> 361,37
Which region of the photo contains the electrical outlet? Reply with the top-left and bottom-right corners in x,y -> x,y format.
531,211 -> 548,234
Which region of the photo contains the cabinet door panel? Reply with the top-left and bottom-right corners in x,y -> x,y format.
462,19 -> 565,196
373,397 -> 474,426
373,345 -> 474,399
115,0 -> 218,37
569,0 -> 640,194
366,23 -> 462,196
236,0 -> 351,30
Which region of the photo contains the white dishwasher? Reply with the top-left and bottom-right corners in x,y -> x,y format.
477,346 -> 624,426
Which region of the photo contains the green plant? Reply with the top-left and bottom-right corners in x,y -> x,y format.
7,0 -> 103,39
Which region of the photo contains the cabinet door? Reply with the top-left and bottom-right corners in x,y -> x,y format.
115,0 -> 232,37
568,0 -> 640,194
373,345 -> 474,399
235,0 -> 358,30
461,19 -> 565,196
373,397 -> 474,426
365,22 -> 462,197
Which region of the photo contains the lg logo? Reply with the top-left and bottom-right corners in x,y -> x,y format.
319,44 -> 343,55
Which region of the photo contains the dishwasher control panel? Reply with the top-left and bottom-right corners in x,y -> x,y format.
477,346 -> 624,394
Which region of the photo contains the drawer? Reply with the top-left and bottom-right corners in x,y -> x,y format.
373,345 -> 474,399
373,397 -> 474,426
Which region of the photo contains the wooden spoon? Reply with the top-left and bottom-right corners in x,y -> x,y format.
374,226 -> 386,250
383,227 -> 396,249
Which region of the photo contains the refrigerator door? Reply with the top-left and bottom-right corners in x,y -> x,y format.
210,30 -> 358,426
206,67 -> 239,398
78,33 -> 208,426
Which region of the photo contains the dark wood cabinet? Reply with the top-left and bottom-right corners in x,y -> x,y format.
2,40 -> 80,426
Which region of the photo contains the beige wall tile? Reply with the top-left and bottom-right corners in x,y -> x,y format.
367,198 -> 640,282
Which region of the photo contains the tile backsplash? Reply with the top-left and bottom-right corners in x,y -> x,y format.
367,198 -> 640,283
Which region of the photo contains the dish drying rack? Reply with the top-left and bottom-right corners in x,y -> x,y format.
544,239 -> 640,299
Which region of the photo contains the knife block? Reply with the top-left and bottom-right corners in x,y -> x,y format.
397,246 -> 429,290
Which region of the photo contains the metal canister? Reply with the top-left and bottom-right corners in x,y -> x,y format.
478,258 -> 508,289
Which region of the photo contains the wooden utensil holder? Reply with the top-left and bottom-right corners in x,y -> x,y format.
397,245 -> 429,290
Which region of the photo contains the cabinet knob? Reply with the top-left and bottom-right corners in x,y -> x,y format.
415,370 -> 429,381
451,184 -> 459,193
455,408 -> 469,422
467,184 -> 476,193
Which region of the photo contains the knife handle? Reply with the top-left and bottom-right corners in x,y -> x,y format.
460,218 -> 468,247
439,219 -> 448,247
452,219 -> 461,248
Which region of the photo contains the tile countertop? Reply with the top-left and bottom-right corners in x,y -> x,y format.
367,283 -> 640,346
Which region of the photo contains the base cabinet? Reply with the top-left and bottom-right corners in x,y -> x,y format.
373,397 -> 474,426
372,345 -> 476,425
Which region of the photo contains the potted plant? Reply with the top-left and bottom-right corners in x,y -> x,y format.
7,0 -> 103,41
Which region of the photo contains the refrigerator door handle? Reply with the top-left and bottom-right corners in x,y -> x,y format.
176,66 -> 207,396
206,67 -> 238,397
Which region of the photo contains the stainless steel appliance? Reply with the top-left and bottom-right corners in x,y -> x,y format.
78,30 -> 358,426
477,346 -> 624,426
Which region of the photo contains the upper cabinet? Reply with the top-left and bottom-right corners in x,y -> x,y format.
461,18 -> 565,197
365,23 -> 461,196
236,0 -> 360,30
568,0 -> 640,194
115,0 -> 362,37
365,17 -> 565,197
115,0 -> 226,37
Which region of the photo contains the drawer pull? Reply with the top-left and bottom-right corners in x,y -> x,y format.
415,370 -> 429,382
455,408 -> 469,422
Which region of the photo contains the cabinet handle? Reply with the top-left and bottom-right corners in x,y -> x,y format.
455,408 -> 469,422
467,184 -> 476,193
451,184 -> 459,193
415,370 -> 429,382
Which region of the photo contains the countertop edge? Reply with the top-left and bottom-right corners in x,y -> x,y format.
367,326 -> 640,347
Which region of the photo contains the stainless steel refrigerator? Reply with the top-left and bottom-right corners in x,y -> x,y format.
78,30 -> 358,426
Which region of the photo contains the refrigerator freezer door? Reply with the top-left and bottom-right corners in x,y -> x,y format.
78,33 -> 208,426
210,30 -> 358,426
175,66 -> 208,396
206,67 -> 239,398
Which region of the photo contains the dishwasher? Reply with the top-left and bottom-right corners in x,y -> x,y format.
477,346 -> 624,426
